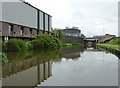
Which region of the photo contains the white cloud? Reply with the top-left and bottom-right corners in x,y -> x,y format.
25,0 -> 118,37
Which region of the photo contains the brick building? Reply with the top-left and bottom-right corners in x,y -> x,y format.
0,0 -> 52,42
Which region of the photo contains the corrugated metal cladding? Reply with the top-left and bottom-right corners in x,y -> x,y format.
45,14 -> 48,31
49,17 -> 52,32
2,2 -> 37,28
39,11 -> 44,30
0,2 -> 2,21
1,1 -> 52,32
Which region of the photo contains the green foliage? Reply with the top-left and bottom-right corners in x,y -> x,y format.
0,41 -> 7,52
81,34 -> 85,38
0,52 -> 7,62
62,43 -> 83,47
97,44 -> 119,49
108,38 -> 120,45
6,39 -> 27,52
2,42 -> 7,52
26,43 -> 34,50
72,43 -> 83,46
31,34 -> 62,49
57,29 -> 63,39
62,43 -> 72,47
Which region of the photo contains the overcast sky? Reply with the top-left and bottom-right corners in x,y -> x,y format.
25,0 -> 118,37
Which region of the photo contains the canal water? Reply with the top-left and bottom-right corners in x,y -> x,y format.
2,46 -> 118,87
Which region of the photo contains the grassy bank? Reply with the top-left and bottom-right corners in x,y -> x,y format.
97,44 -> 120,58
97,44 -> 119,49
62,43 -> 83,47
107,38 -> 120,46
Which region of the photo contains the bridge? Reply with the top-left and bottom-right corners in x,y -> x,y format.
84,37 -> 98,44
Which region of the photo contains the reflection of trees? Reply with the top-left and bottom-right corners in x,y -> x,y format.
62,46 -> 84,60
2,49 -> 60,86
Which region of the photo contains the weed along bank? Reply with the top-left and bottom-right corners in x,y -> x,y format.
0,0 -> 52,42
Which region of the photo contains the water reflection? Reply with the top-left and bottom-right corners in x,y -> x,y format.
2,46 -> 118,87
62,46 -> 84,59
2,49 -> 60,86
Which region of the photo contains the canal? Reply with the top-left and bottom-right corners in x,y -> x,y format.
2,46 -> 118,87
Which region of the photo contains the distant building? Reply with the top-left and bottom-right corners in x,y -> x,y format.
62,27 -> 81,37
0,0 -> 52,42
93,34 -> 116,43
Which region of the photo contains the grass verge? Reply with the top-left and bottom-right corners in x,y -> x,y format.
62,43 -> 83,47
97,44 -> 119,49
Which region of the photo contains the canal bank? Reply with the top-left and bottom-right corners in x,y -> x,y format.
97,44 -> 120,58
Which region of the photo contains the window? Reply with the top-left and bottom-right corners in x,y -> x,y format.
9,25 -> 13,35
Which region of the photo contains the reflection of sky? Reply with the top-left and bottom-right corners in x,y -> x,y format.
39,51 -> 118,86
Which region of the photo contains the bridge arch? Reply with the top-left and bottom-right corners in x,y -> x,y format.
84,37 -> 98,46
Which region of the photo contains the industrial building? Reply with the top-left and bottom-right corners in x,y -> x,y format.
62,27 -> 81,37
0,0 -> 52,42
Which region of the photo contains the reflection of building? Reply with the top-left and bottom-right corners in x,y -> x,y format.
0,0 -> 52,42
2,58 -> 52,86
62,27 -> 81,37
62,46 -> 84,59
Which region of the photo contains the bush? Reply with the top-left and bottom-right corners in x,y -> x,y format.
0,41 -> 7,52
0,52 -> 7,62
2,42 -> 7,52
6,39 -> 27,52
31,34 -> 62,49
57,29 -> 63,39
26,43 -> 34,50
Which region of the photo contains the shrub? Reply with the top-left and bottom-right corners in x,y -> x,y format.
2,42 -> 7,52
56,29 -> 63,39
6,39 -> 27,52
26,43 -> 34,50
0,41 -> 7,52
31,34 -> 62,49
0,52 -> 7,62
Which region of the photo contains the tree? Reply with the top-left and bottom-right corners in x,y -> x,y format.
57,29 -> 63,39
81,34 -> 85,38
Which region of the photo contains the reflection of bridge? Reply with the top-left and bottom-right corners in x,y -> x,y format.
2,57 -> 52,86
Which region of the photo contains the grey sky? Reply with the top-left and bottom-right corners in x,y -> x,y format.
25,0 -> 118,37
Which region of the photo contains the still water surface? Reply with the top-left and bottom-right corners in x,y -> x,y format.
2,46 -> 118,86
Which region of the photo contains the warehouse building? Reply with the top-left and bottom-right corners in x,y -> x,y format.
0,0 -> 52,42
